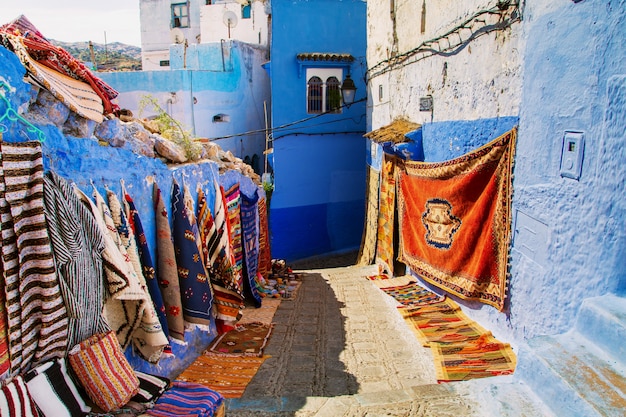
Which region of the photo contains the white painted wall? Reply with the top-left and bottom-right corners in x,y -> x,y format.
200,1 -> 269,46
142,50 -> 171,71
140,0 -> 203,71
366,0 -> 522,130
140,0 -> 268,71
366,0 -> 626,354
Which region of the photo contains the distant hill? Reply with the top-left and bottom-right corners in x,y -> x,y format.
51,40 -> 142,72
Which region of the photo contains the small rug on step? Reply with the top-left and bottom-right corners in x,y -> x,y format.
431,334 -> 517,382
400,299 -> 489,346
176,354 -> 270,398
208,322 -> 273,356
369,275 -> 417,289
239,298 -> 281,325
366,273 -> 390,280
380,282 -> 446,308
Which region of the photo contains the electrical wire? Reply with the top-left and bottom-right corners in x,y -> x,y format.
365,2 -> 521,82
205,97 -> 367,141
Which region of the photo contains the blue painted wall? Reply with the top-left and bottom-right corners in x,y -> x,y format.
405,2 -> 626,350
0,45 -> 247,379
268,0 -> 368,261
503,0 -> 626,339
99,41 -> 270,163
419,116 -> 519,162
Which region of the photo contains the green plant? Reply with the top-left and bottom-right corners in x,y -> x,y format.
262,180 -> 274,194
328,88 -> 341,111
138,94 -> 202,160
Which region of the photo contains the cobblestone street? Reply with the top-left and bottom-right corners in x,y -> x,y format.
224,257 -> 554,416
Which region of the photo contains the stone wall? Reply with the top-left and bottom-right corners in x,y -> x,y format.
0,44 -> 262,379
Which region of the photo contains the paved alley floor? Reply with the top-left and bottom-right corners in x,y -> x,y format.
224,260 -> 555,416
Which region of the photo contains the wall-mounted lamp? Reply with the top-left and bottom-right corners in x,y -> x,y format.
341,75 -> 357,108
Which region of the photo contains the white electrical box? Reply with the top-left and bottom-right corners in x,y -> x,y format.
559,131 -> 584,180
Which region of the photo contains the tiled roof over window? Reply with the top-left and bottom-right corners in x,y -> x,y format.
296,53 -> 355,62
364,119 -> 421,144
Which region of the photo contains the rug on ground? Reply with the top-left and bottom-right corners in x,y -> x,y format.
208,322 -> 273,356
239,298 -> 281,325
176,353 -> 270,399
374,275 -> 446,308
369,275 -> 516,382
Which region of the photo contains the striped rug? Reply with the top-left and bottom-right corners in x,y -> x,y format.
176,353 -> 270,398
432,334 -> 517,382
369,273 -> 516,382
0,140 -> 68,376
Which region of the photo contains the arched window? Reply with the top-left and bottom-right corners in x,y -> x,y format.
307,76 -> 323,114
325,76 -> 341,113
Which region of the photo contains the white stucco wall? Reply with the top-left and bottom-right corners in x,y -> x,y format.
140,0 -> 268,71
366,0 -> 626,353
367,0 -> 522,130
200,1 -> 269,46
140,0 -> 203,71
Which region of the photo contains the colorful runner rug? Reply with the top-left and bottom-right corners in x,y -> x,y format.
431,334 -> 517,382
197,185 -> 244,334
398,128 -> 517,311
208,322 -> 273,357
224,184 -> 245,295
171,182 -> 213,329
177,354 -> 269,398
368,275 -> 517,382
153,182 -> 185,343
400,300 -> 491,346
124,185 -> 171,355
239,298 -> 281,325
376,156 -> 397,275
357,166 -> 380,266
257,197 -> 272,279
240,191 -> 263,307
380,282 -> 446,308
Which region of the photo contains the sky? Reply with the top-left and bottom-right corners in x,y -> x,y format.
0,0 -> 142,46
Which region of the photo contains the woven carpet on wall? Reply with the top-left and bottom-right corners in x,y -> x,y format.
369,275 -> 516,382
397,128 -> 517,312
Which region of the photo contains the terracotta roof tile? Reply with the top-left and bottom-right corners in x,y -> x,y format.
296,53 -> 355,62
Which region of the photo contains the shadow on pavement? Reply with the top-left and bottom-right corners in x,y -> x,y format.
226,272 -> 358,416
289,250 -> 359,270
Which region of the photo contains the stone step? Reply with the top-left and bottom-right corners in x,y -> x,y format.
518,331 -> 626,417
224,379 -> 554,416
575,294 -> 626,362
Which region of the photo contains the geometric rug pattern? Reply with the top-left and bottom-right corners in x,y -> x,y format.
208,322 -> 273,357
178,295 -> 281,398
176,353 -> 270,398
369,276 -> 516,382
